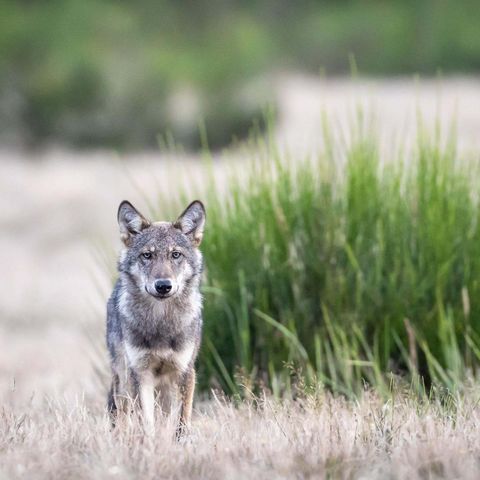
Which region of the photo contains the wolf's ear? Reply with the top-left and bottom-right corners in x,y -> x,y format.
174,200 -> 206,246
117,200 -> 151,246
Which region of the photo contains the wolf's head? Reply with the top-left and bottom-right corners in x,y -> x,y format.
117,200 -> 206,300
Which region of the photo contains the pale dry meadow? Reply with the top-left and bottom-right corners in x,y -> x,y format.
3,385 -> 480,479
2,76 -> 480,479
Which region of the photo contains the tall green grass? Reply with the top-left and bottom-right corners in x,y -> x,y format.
152,118 -> 480,398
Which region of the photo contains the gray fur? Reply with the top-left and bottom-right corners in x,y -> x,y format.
106,200 -> 206,435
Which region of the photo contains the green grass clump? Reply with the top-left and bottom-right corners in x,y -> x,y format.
163,118 -> 480,398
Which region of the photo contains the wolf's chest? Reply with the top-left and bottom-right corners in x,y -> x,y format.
125,341 -> 195,376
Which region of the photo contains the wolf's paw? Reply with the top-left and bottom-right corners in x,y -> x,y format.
175,423 -> 191,443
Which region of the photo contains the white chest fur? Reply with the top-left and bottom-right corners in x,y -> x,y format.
125,342 -> 195,375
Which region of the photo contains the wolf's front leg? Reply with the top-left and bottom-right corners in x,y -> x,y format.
107,374 -> 119,426
177,367 -> 196,438
138,370 -> 155,435
108,370 -> 134,422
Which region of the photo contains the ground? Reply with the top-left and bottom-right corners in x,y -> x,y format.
2,75 -> 480,479
3,387 -> 480,478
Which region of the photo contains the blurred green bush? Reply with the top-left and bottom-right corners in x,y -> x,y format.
0,0 -> 479,149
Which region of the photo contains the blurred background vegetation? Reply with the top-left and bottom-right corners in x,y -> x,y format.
1,0 -> 479,149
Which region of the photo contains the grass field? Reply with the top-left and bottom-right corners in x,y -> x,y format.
3,81 -> 480,478
3,386 -> 480,479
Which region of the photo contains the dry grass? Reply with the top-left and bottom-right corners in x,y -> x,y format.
2,385 -> 480,479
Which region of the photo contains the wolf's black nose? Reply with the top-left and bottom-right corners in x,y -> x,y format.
155,279 -> 172,295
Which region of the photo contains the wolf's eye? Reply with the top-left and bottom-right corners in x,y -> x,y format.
172,251 -> 182,259
141,252 -> 152,260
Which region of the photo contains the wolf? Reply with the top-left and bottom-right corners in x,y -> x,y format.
106,199 -> 206,436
